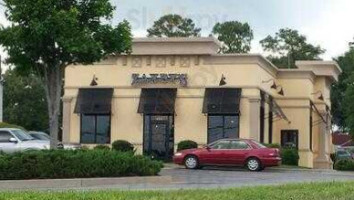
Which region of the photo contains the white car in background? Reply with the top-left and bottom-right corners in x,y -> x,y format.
0,128 -> 50,153
28,131 -> 81,150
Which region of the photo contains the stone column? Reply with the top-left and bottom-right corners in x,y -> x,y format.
62,97 -> 72,143
314,111 -> 332,169
249,98 -> 260,141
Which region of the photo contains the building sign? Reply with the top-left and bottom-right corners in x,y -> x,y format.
131,73 -> 188,87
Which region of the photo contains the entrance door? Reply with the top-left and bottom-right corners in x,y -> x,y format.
143,115 -> 174,160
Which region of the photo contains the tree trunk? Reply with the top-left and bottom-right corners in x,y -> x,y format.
44,65 -> 63,149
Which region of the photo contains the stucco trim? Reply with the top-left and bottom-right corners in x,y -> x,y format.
277,70 -> 316,83
202,54 -> 278,77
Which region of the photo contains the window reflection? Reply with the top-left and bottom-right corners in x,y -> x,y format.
208,115 -> 239,143
81,114 -> 110,144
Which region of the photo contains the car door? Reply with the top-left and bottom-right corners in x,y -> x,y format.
226,140 -> 251,165
0,131 -> 18,153
200,140 -> 231,165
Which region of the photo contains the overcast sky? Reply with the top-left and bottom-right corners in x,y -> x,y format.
1,0 -> 354,67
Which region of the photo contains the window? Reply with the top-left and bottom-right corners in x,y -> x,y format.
268,96 -> 273,144
12,130 -> 33,141
310,105 -> 313,151
260,91 -> 265,143
0,131 -> 13,142
251,140 -> 267,148
229,140 -> 250,149
81,114 -> 110,144
209,140 -> 230,149
281,130 -> 298,149
208,115 -> 239,143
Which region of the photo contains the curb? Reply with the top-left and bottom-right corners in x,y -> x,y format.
0,176 -> 173,190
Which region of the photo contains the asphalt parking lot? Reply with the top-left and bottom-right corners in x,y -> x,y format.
157,165 -> 354,190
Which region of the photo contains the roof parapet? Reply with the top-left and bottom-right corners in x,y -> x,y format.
295,61 -> 342,82
131,37 -> 221,55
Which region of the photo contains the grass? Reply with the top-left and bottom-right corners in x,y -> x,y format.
0,181 -> 354,200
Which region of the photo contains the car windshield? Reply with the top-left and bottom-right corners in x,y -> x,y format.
30,132 -> 50,141
12,130 -> 34,141
251,140 -> 267,148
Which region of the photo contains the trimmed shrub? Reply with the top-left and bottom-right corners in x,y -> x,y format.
281,148 -> 299,166
334,159 -> 354,171
177,140 -> 198,151
94,145 -> 110,150
112,140 -> 134,152
0,150 -> 163,180
0,122 -> 25,130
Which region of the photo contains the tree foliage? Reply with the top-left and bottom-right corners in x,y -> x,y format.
0,0 -> 132,146
212,21 -> 253,53
260,28 -> 325,68
147,14 -> 201,37
332,47 -> 354,131
3,70 -> 48,131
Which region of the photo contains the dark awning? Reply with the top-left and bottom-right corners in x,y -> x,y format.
74,88 -> 114,114
202,88 -> 242,114
138,88 -> 177,114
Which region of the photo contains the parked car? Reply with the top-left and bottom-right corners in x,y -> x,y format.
341,147 -> 354,159
0,128 -> 50,153
28,131 -> 81,150
173,139 -> 281,171
335,148 -> 353,160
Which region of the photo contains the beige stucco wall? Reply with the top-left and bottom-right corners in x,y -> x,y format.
63,39 -> 340,169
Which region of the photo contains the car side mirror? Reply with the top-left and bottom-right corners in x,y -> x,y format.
9,137 -> 18,143
204,145 -> 211,151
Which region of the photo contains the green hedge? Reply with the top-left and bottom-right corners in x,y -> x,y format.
0,150 -> 163,180
177,140 -> 198,151
334,159 -> 354,171
281,148 -> 299,166
0,122 -> 25,130
94,145 -> 111,150
112,140 -> 134,152
264,144 -> 299,166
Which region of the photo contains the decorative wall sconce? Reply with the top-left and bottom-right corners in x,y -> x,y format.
276,86 -> 284,96
262,79 -> 284,96
312,91 -> 324,101
219,74 -> 227,86
262,79 -> 277,89
90,75 -> 98,86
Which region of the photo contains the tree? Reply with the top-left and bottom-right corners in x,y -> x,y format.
3,69 -> 48,131
0,0 -> 132,148
211,21 -> 253,53
260,28 -> 325,68
147,14 -> 201,37
332,47 -> 354,131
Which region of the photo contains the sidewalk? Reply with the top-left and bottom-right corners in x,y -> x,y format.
0,176 -> 173,190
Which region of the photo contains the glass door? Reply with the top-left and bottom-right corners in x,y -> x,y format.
143,115 -> 174,160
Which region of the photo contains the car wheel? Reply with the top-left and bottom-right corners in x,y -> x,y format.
246,158 -> 261,171
184,155 -> 199,169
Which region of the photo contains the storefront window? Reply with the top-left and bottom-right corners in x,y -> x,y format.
281,130 -> 298,149
81,114 -> 110,144
208,115 -> 239,143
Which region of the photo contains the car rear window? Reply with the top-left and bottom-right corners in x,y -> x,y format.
251,140 -> 267,148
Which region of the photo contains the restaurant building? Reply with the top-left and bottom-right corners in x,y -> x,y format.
62,37 -> 341,169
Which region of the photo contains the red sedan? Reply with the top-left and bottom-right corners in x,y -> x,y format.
173,139 -> 281,171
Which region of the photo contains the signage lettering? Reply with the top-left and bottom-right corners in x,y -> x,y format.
132,73 -> 188,87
